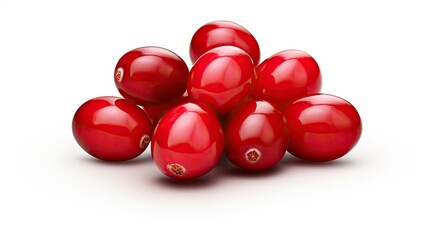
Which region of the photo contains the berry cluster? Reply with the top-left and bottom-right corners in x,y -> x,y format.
72,20 -> 362,180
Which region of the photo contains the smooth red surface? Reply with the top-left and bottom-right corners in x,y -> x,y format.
151,103 -> 224,179
253,49 -> 322,108
284,94 -> 362,162
188,46 -> 255,115
143,94 -> 190,128
190,20 -> 260,65
225,100 -> 288,170
72,96 -> 152,161
114,46 -> 189,106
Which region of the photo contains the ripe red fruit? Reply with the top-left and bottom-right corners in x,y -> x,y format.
114,46 -> 189,106
188,46 -> 255,115
225,100 -> 288,170
190,20 -> 261,65
284,94 -> 362,162
151,103 -> 224,179
72,96 -> 152,161
252,49 -> 322,108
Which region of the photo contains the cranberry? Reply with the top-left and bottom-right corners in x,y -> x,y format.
190,20 -> 260,65
188,46 -> 255,115
151,103 -> 224,179
114,46 -> 189,106
225,100 -> 288,170
72,96 -> 152,161
283,94 -> 362,162
252,49 -> 322,108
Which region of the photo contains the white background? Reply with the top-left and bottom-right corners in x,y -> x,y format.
1,0 -> 428,239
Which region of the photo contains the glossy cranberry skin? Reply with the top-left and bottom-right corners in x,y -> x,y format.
151,103 -> 224,180
114,46 -> 189,106
284,94 -> 362,162
72,96 -> 152,161
190,20 -> 260,65
253,49 -> 322,108
143,94 -> 190,128
188,46 -> 255,115
225,100 -> 288,171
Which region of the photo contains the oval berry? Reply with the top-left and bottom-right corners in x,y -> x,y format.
190,20 -> 261,65
253,49 -> 322,108
151,103 -> 224,180
114,46 -> 189,106
284,94 -> 362,162
225,100 -> 288,171
72,96 -> 152,161
188,46 -> 255,115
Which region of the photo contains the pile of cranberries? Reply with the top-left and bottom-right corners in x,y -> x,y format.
72,20 -> 362,180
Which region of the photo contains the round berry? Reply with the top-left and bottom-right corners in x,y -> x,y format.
225,100 -> 288,170
188,46 -> 255,115
114,46 -> 189,106
72,96 -> 152,161
190,20 -> 260,65
151,102 -> 224,180
284,94 -> 362,162
253,49 -> 322,108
